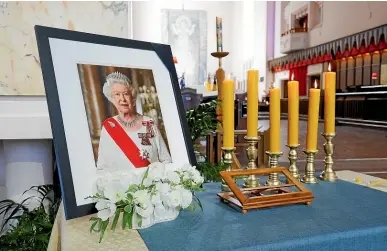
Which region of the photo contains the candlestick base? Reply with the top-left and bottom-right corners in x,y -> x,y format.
243,136 -> 260,188
302,150 -> 319,184
287,144 -> 300,183
221,147 -> 235,192
320,133 -> 338,182
266,151 -> 283,186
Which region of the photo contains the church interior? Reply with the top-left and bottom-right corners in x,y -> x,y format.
1,1 -> 387,250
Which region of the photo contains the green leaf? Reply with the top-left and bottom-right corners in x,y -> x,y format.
127,184 -> 138,193
122,211 -> 128,230
111,209 -> 120,231
89,217 -> 99,222
187,204 -> 196,211
126,193 -> 133,203
90,219 -> 99,233
99,219 -> 109,243
124,205 -> 132,213
127,211 -> 133,229
193,194 -> 204,212
140,167 -> 150,186
137,214 -> 142,228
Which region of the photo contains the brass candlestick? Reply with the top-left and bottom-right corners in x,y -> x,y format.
320,133 -> 338,182
243,136 -> 260,188
302,150 -> 318,184
287,144 -> 300,182
221,147 -> 235,192
266,151 -> 283,186
211,52 -> 229,130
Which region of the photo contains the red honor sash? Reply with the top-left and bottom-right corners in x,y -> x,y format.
102,117 -> 150,168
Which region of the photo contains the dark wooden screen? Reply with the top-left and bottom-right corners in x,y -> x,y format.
363,53 -> 372,86
346,57 -> 355,87
340,59 -> 347,91
381,50 -> 387,85
334,60 -> 341,91
355,55 -> 363,86
371,52 -> 381,85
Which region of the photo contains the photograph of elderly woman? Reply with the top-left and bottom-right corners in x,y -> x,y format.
77,64 -> 172,172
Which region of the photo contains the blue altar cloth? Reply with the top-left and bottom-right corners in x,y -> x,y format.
138,180 -> 387,251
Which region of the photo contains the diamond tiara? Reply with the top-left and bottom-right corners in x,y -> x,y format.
106,71 -> 130,84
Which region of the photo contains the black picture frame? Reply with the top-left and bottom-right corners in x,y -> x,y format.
35,25 -> 196,220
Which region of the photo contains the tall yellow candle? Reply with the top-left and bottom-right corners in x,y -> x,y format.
324,65 -> 336,134
269,88 -> 281,153
222,79 -> 235,148
288,77 -> 299,146
247,70 -> 259,137
306,81 -> 321,151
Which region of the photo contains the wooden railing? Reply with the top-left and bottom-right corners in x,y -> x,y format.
281,28 -> 308,37
280,90 -> 387,128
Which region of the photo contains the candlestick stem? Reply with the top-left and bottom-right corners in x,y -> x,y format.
266,151 -> 283,186
320,133 -> 338,182
211,51 -> 229,129
287,144 -> 300,182
302,150 -> 318,184
243,136 -> 260,188
221,147 -> 235,192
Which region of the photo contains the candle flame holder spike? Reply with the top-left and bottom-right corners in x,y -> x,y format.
286,144 -> 300,182
221,147 -> 235,192
302,150 -> 319,184
320,133 -> 338,182
243,136 -> 260,188
266,151 -> 283,186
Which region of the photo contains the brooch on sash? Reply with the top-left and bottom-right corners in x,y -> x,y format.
108,121 -> 115,128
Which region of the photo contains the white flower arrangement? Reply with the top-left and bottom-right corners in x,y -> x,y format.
87,162 -> 204,242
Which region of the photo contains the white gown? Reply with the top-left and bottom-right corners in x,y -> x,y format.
96,116 -> 178,228
96,115 -> 172,173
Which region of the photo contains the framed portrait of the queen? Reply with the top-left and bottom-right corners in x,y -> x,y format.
35,26 -> 196,220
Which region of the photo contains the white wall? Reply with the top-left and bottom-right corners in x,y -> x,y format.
132,0 -> 269,98
132,0 -> 234,78
0,96 -> 52,202
254,1 -> 268,101
230,1 -> 267,100
309,2 -> 387,47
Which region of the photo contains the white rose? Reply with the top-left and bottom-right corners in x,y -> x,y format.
151,192 -> 163,206
133,190 -> 151,205
180,163 -> 194,172
167,171 -> 181,184
156,182 -> 171,195
192,170 -> 204,184
182,172 -> 191,181
95,173 -> 113,192
165,190 -> 182,208
103,182 -> 127,203
95,199 -> 116,221
135,199 -> 154,218
180,189 -> 193,209
154,203 -> 169,218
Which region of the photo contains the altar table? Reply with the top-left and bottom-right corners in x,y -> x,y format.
47,171 -> 387,251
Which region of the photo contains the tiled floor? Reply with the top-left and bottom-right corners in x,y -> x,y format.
213,120 -> 387,178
